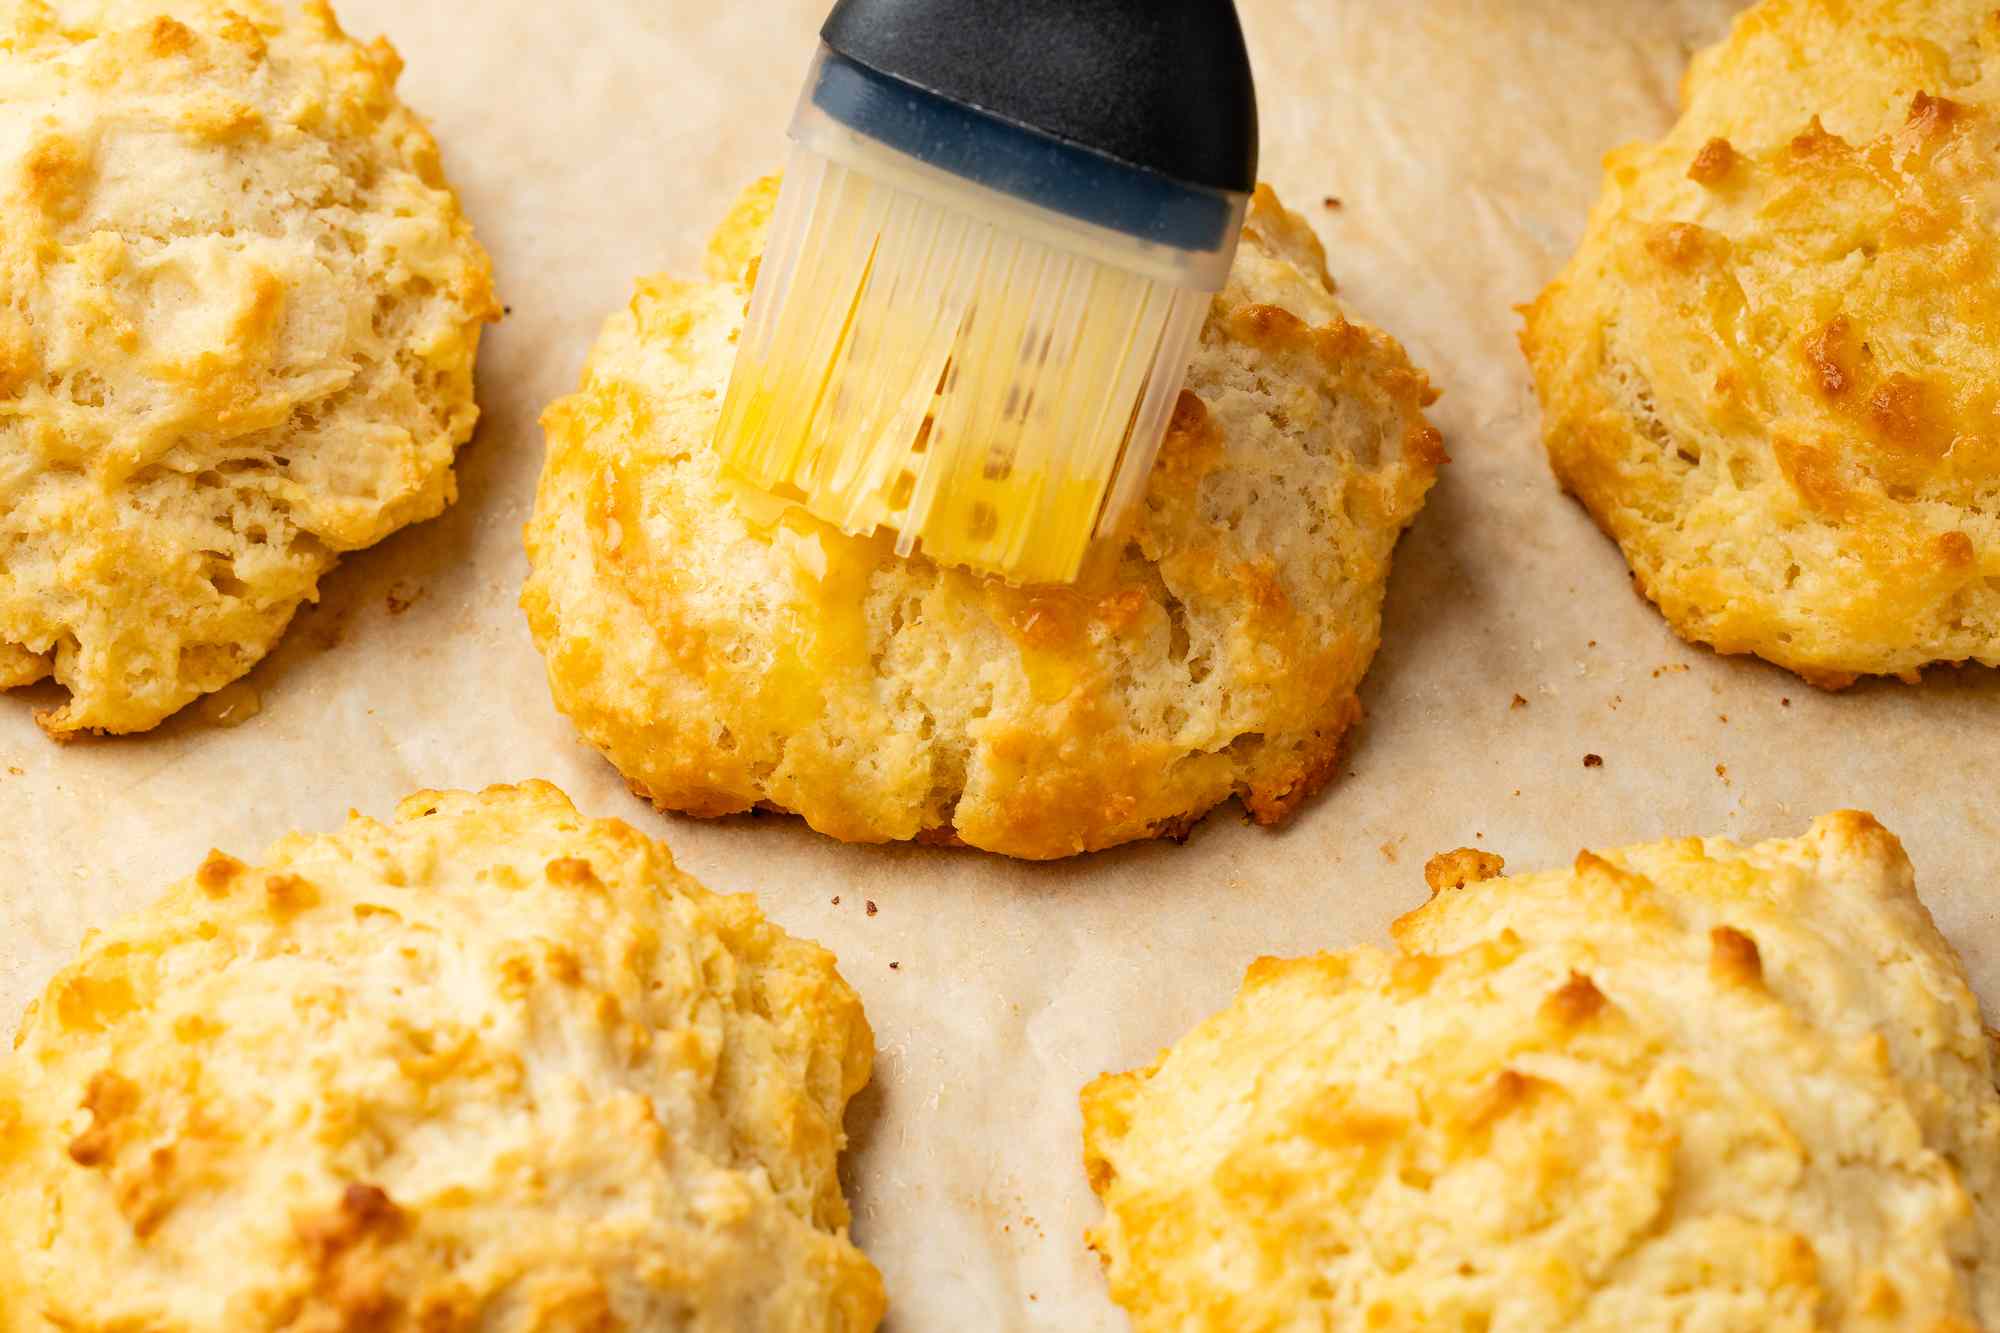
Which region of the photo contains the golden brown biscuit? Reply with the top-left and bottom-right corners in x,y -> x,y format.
0,782 -> 884,1332
1083,813 -> 2000,1331
0,0 -> 499,736
1522,0 -> 2000,688
523,181 -> 1442,860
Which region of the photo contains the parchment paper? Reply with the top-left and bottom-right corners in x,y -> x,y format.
4,3 -> 1996,1328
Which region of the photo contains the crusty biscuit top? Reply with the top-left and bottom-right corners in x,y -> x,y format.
523,181 -> 1442,859
1523,0 -> 2000,687
1083,812 -> 2000,1331
0,0 -> 498,735
0,783 -> 884,1332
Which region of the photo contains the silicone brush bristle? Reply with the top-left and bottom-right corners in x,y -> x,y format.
716,145 -> 1210,586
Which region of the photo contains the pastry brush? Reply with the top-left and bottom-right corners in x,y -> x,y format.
715,0 -> 1259,586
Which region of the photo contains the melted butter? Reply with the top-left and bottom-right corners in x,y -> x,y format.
1019,639 -> 1082,705
724,475 -> 1098,717
198,681 -> 261,728
761,623 -> 824,736
1002,589 -> 1091,705
738,496 -> 887,731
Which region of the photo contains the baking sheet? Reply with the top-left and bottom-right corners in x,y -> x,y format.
3,1 -> 1996,1327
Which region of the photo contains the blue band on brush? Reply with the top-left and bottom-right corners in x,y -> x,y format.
808,51 -> 1239,252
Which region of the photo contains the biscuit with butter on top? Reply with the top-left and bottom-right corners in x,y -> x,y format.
0,0 -> 498,736
1083,812 -> 2000,1331
523,181 -> 1443,860
1523,0 -> 2000,687
0,782 -> 884,1332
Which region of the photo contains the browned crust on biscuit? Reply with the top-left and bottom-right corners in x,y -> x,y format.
1237,697 -> 1362,827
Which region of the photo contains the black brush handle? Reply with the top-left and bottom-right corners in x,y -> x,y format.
821,0 -> 1259,194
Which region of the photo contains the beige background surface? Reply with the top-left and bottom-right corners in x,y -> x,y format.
3,2 -> 1995,1328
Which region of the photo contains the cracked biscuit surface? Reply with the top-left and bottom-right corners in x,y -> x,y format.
523,181 -> 1442,860
1083,813 -> 2000,1331
1523,0 -> 2000,687
0,0 -> 498,735
0,782 -> 884,1332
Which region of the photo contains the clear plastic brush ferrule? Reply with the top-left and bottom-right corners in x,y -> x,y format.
714,45 -> 1252,586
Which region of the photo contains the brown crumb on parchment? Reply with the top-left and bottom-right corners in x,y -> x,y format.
1583,753 -> 1604,768
1323,195 -> 1342,210
1424,847 -> 1505,893
1510,693 -> 1529,709
865,900 -> 878,917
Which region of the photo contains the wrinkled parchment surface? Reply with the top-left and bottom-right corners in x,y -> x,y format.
3,2 -> 1995,1328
